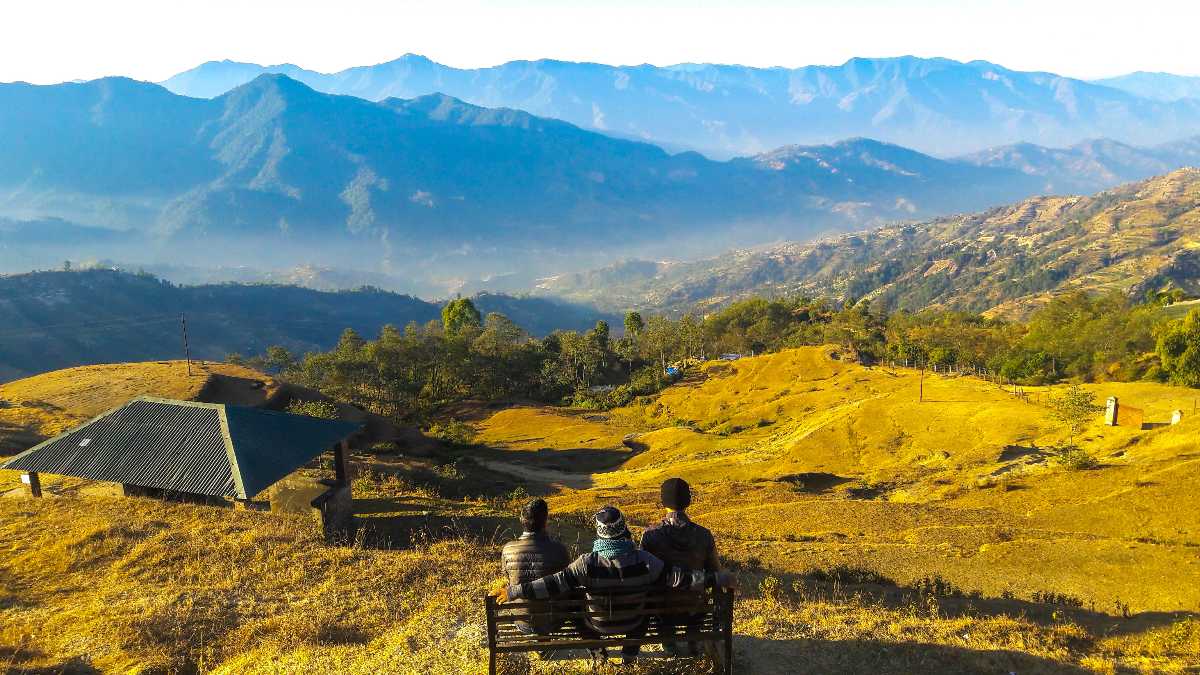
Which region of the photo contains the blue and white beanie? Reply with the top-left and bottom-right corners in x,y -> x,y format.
594,505 -> 630,539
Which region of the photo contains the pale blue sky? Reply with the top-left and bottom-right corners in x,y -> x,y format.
2,0 -> 1197,84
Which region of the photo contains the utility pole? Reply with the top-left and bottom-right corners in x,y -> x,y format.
181,313 -> 192,376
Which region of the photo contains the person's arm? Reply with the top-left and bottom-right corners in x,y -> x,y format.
655,554 -> 734,591
653,556 -> 708,592
507,555 -> 586,600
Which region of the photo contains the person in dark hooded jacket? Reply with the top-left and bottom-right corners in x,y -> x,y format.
499,498 -> 570,634
639,477 -> 721,656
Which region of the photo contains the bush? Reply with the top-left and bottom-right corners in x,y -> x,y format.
427,419 -> 477,447
1053,445 -> 1099,471
569,366 -> 670,410
286,399 -> 340,420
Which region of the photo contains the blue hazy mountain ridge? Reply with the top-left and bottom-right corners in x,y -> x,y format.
0,73 -> 1074,278
1093,72 -> 1200,103
162,55 -> 1200,157
958,137 -> 1200,194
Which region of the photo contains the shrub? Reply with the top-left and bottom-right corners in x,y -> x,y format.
427,419 -> 477,447
1053,445 -> 1099,471
286,399 -> 340,420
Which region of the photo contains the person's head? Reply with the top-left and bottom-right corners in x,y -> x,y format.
660,477 -> 692,512
594,505 -> 631,540
520,498 -> 549,533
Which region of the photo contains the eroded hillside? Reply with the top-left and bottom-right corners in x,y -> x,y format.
539,169 -> 1200,318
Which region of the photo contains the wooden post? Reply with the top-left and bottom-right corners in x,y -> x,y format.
181,313 -> 192,377
333,440 -> 348,484
20,471 -> 41,498
484,595 -> 498,675
919,364 -> 925,403
723,589 -> 735,675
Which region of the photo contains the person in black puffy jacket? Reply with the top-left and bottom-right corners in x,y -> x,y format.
500,498 -> 570,634
640,477 -> 722,656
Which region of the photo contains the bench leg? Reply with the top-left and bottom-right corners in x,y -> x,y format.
724,632 -> 733,675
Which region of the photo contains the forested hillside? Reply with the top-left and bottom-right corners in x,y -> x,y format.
0,270 -> 608,381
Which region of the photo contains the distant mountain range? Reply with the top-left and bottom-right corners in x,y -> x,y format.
536,169 -> 1200,318
3,72 -> 1200,290
162,55 -> 1200,158
0,269 -> 613,381
1092,72 -> 1200,103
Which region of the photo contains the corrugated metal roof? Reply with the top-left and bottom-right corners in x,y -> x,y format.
1,396 -> 360,499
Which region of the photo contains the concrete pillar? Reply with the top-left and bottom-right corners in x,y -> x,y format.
20,472 -> 41,498
1105,397 -> 1119,426
311,478 -> 354,544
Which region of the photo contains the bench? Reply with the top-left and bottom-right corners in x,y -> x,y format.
483,586 -> 734,674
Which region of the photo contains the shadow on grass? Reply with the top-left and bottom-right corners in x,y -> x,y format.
733,565 -> 1200,640
732,636 -> 1092,674
0,418 -> 44,456
0,646 -> 100,675
351,494 -> 597,556
353,496 -> 515,549
465,442 -> 638,476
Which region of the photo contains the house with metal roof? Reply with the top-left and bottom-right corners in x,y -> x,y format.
1,396 -> 361,503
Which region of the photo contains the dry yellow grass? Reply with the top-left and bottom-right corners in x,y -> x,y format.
3,349 -> 1199,672
480,348 -> 1200,615
4,496 -> 1198,673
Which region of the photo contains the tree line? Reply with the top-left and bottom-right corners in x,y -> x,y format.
231,291 -> 1200,423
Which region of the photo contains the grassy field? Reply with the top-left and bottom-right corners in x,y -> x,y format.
4,495 -> 1198,673
2,349 -> 1199,672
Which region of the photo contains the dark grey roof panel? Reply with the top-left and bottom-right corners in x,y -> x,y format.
1,396 -> 361,499
2,399 -> 236,497
223,406 -> 360,498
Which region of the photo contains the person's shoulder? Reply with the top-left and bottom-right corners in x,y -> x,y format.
641,520 -> 668,540
693,520 -> 715,538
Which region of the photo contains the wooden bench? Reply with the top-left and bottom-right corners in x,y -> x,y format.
483,586 -> 734,674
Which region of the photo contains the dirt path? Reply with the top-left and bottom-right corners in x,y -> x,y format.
476,459 -> 594,489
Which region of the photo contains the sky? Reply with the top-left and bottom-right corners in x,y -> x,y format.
1,0 -> 1198,84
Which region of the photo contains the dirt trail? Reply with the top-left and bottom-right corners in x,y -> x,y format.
476,459 -> 593,489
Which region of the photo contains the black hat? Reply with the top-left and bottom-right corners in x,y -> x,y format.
594,505 -> 630,539
660,477 -> 692,510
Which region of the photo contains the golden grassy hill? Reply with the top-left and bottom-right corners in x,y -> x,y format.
476,347 -> 1200,617
0,360 -> 279,445
3,349 -> 1199,672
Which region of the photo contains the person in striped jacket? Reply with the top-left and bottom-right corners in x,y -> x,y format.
499,505 -> 732,663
